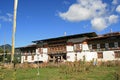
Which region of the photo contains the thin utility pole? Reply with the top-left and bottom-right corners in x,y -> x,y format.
3,32 -> 6,63
11,0 -> 18,63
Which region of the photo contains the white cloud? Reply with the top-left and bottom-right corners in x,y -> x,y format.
109,15 -> 119,24
112,0 -> 118,5
0,13 -> 13,22
0,16 -> 8,21
59,0 -> 107,22
7,13 -> 13,17
59,4 -> 92,22
59,0 -> 120,31
116,5 -> 120,13
91,15 -> 119,31
91,17 -> 107,31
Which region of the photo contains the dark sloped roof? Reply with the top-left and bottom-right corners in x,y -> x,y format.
68,37 -> 88,43
88,32 -> 120,41
32,32 -> 97,43
16,44 -> 37,49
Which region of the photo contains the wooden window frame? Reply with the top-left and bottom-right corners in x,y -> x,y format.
92,44 -> 97,49
105,43 -> 109,49
114,42 -> 118,48
32,55 -> 34,60
97,52 -> 103,58
114,51 -> 120,58
89,44 -> 92,50
109,42 -> 114,48
97,44 -> 100,49
25,55 -> 27,60
100,43 -> 105,48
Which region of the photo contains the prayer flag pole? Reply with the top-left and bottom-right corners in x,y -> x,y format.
11,0 -> 18,62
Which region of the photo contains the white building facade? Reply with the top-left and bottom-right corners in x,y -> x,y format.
20,32 -> 120,63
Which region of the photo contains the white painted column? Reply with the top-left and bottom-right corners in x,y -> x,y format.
66,42 -> 76,62
42,48 -> 48,62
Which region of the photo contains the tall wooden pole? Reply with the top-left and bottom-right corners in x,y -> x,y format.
11,0 -> 18,62
3,32 -> 6,63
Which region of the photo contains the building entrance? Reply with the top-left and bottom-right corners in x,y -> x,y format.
48,53 -> 66,63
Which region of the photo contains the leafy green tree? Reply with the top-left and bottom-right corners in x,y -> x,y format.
0,48 -> 3,62
0,55 -> 3,62
5,54 -> 11,63
0,48 -> 3,53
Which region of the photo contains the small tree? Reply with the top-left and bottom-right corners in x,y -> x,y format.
5,54 -> 11,63
0,55 -> 3,62
0,48 -> 3,53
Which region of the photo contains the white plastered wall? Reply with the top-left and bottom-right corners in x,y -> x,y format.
66,45 -> 76,62
35,48 -> 48,62
34,53 -> 48,62
67,52 -> 76,62
102,51 -> 115,61
77,52 -> 97,61
21,55 -> 34,63
85,52 -> 97,61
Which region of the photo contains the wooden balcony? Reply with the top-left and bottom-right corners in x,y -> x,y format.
89,47 -> 120,52
48,46 -> 66,54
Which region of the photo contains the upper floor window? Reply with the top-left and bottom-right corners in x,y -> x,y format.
114,51 -> 120,58
32,55 -> 34,60
97,44 -> 100,49
41,54 -> 43,57
100,43 -> 105,48
74,44 -> 81,51
25,55 -> 27,60
92,44 -> 97,49
39,48 -> 43,53
114,42 -> 118,48
109,42 -> 114,48
89,44 -> 92,50
97,52 -> 103,58
105,43 -> 109,49
119,42 -> 120,47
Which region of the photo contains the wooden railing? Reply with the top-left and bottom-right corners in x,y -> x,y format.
89,47 -> 120,52
48,46 -> 66,54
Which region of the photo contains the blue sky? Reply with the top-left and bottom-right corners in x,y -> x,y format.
0,0 -> 120,47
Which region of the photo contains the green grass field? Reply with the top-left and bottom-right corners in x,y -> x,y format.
0,64 -> 120,80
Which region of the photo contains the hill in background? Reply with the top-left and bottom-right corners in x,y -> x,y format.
0,44 -> 11,53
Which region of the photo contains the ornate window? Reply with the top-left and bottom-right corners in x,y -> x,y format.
25,52 -> 27,60
114,51 -> 120,58
109,42 -> 114,48
25,55 -> 27,60
100,43 -> 105,48
105,43 -> 109,49
41,54 -> 43,57
97,52 -> 103,58
74,44 -> 81,51
32,54 -> 34,60
118,42 -> 120,47
39,48 -> 43,54
92,44 -> 97,49
114,42 -> 118,48
97,44 -> 100,49
67,56 -> 70,59
89,44 -> 92,50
